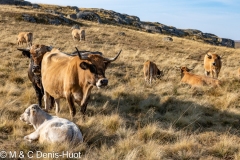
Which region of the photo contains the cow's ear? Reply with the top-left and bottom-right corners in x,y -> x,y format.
207,55 -> 212,59
22,51 -> 31,58
80,62 -> 90,70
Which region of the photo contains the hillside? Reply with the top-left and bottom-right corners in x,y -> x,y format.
235,41 -> 240,48
0,4 -> 240,160
0,0 -> 236,48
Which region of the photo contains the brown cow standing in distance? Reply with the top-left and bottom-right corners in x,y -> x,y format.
17,32 -> 33,47
204,52 -> 222,78
143,60 -> 164,84
41,47 -> 122,118
178,66 -> 221,87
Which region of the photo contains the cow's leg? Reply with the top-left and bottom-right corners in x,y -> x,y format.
50,96 -> 55,110
24,131 -> 39,143
205,71 -> 210,76
32,83 -> 43,107
44,92 -> 51,111
54,98 -> 60,114
66,94 -> 76,117
80,95 -> 90,114
79,86 -> 93,115
210,71 -> 214,78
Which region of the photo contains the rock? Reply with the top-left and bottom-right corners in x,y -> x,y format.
22,14 -> 36,23
32,3 -> 40,9
67,14 -> 77,19
76,11 -> 102,23
118,32 -> 126,36
163,37 -> 173,41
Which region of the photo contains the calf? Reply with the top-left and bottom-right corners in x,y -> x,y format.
72,29 -> 85,41
143,60 -> 164,84
179,66 -> 220,87
204,52 -> 222,78
20,104 -> 83,144
17,32 -> 33,47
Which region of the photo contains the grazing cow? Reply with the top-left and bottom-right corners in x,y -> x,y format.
17,32 -> 33,47
178,66 -> 221,87
72,29 -> 85,41
41,47 -> 122,117
17,45 -> 54,108
20,104 -> 83,144
204,52 -> 222,78
143,60 -> 164,84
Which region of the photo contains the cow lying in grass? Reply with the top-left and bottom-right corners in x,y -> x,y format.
20,104 -> 83,144
178,66 -> 221,87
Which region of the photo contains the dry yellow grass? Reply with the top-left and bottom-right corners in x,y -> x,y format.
0,4 -> 240,159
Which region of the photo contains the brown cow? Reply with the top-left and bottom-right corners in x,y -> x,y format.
17,32 -> 33,47
41,47 -> 122,117
179,66 -> 220,87
204,52 -> 222,78
143,60 -> 163,84
72,29 -> 85,41
17,44 -> 54,108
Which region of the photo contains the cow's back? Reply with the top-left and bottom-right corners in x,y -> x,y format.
41,50 -> 73,98
38,118 -> 83,144
181,72 -> 206,87
143,61 -> 150,79
204,54 -> 211,72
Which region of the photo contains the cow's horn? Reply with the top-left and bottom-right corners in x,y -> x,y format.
75,47 -> 89,60
104,49 -> 122,62
17,48 -> 30,52
206,52 -> 211,58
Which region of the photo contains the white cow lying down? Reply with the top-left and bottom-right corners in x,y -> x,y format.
20,104 -> 83,144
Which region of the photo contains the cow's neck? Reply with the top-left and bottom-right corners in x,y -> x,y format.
33,111 -> 52,130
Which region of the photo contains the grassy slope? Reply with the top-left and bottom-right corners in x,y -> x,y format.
0,4 -> 240,160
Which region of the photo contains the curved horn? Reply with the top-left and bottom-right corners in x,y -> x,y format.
75,47 -> 89,60
104,49 -> 122,62
17,48 -> 30,52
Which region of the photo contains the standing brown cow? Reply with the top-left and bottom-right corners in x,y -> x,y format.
41,47 -> 122,118
204,52 -> 222,78
143,60 -> 163,84
17,32 -> 33,47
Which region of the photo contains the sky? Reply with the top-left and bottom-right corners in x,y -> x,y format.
29,0 -> 240,40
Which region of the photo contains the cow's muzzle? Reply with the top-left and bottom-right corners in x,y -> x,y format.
32,65 -> 41,75
96,78 -> 108,88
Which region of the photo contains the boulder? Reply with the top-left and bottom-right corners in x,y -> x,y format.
76,11 -> 102,23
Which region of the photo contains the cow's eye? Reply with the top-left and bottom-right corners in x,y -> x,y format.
89,65 -> 97,73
